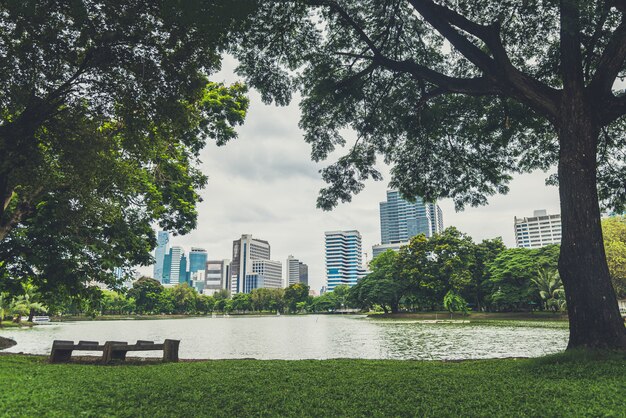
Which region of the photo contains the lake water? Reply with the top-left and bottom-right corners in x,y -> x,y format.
0,315 -> 569,360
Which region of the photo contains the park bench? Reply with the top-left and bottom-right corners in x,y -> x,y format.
50,339 -> 180,363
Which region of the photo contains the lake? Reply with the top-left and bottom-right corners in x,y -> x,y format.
0,315 -> 569,360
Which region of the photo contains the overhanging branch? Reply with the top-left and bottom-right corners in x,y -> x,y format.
588,19 -> 626,94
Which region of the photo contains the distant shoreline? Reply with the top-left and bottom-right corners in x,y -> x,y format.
368,312 -> 569,321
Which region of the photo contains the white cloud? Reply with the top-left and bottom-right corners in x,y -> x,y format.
140,57 -> 561,293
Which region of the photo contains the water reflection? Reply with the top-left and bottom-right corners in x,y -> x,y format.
0,315 -> 568,360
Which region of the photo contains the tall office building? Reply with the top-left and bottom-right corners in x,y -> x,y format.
286,255 -> 309,286
244,260 -> 283,293
204,259 -> 231,296
379,190 -> 443,244
286,255 -> 300,286
153,231 -> 170,282
169,246 -> 185,285
299,262 -> 309,286
230,234 -> 272,294
188,247 -> 208,284
514,209 -> 562,248
325,230 -> 366,291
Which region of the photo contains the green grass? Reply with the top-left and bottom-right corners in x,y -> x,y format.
0,352 -> 624,417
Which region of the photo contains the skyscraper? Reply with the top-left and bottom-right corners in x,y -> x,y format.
514,209 -> 562,248
325,230 -> 366,291
169,246 -> 185,285
379,190 -> 443,244
286,255 -> 300,286
188,247 -> 208,283
286,255 -> 309,286
230,234 -> 272,294
153,231 -> 169,282
298,262 -> 309,286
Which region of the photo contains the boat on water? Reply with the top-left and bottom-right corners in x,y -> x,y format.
32,316 -> 50,323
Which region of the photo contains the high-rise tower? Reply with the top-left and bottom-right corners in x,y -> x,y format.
153,231 -> 169,282
325,230 -> 366,291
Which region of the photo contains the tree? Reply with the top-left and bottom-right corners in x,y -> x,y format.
284,283 -> 310,313
0,1 -> 253,296
234,1 -> 626,348
170,283 -> 198,314
468,238 -> 507,311
127,277 -> 162,314
21,282 -> 47,322
350,250 -> 405,313
531,268 -> 567,312
486,246 -> 559,311
443,290 -> 469,318
0,292 -> 9,326
601,215 -> 626,297
398,229 -> 475,310
231,293 -> 252,313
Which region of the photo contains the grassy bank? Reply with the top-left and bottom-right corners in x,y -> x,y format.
0,352 -> 624,417
370,311 -> 569,321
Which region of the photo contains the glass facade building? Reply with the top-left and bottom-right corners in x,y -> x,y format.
153,231 -> 169,282
188,247 -> 208,284
325,230 -> 366,291
379,190 -> 444,244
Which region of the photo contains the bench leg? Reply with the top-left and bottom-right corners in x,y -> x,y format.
50,349 -> 73,363
163,339 -> 180,362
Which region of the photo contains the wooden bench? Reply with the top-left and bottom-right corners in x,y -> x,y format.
50,339 -> 180,363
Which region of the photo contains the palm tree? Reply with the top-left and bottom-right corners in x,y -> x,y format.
22,282 -> 47,322
531,268 -> 567,312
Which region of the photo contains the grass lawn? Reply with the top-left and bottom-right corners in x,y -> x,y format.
0,352 -> 624,417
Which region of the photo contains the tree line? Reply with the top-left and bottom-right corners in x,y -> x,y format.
3,217 -> 626,322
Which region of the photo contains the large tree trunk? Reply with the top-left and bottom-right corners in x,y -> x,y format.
557,102 -> 626,350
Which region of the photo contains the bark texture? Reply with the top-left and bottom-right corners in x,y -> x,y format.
557,97 -> 626,349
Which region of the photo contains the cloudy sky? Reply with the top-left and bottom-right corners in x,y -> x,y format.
142,56 -> 561,293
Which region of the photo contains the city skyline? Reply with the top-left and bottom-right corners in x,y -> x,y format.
138,56 -> 561,293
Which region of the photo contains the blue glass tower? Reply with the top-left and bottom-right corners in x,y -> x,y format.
153,231 -> 169,281
379,190 -> 443,244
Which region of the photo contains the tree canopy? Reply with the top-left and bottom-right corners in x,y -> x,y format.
0,1 -> 254,296
233,0 -> 626,348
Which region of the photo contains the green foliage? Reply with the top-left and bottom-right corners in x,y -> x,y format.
127,277 -> 163,314
486,246 -> 559,311
531,269 -> 567,312
0,353 -> 624,416
443,290 -> 469,316
601,216 -> 626,297
231,1 -> 625,211
350,250 -> 404,313
0,1 -> 254,298
283,283 -> 310,313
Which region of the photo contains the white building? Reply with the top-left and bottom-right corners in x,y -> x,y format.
285,255 -> 308,286
372,242 -> 408,259
325,230 -> 367,291
231,234 -> 284,294
286,255 -> 299,287
204,259 -> 230,296
169,246 -> 184,285
514,209 -> 562,248
245,260 -> 283,293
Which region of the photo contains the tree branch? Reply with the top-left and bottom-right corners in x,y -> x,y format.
406,0 -> 497,74
406,0 -> 558,118
588,18 -> 626,94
